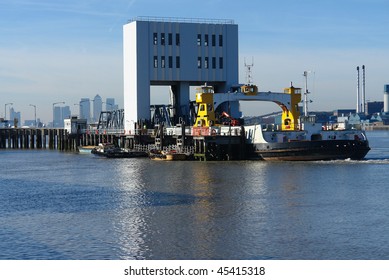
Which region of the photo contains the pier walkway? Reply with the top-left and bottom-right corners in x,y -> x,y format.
0,128 -> 126,151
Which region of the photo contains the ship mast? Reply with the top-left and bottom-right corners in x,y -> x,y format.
303,71 -> 311,117
244,57 -> 254,84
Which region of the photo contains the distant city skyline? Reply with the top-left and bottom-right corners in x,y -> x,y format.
2,95 -> 118,127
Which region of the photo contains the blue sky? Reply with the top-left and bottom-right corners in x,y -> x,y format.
1,0 -> 389,122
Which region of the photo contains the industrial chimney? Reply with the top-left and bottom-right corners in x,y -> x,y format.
362,65 -> 366,114
356,66 -> 360,113
384,84 -> 389,113
356,65 -> 366,114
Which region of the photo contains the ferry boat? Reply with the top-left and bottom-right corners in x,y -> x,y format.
244,118 -> 370,161
193,80 -> 370,161
244,85 -> 370,161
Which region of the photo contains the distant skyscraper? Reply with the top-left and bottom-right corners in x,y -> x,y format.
106,98 -> 116,111
93,94 -> 103,123
53,106 -> 61,127
10,107 -> 21,127
62,106 -> 71,120
53,106 -> 70,128
80,98 -> 91,123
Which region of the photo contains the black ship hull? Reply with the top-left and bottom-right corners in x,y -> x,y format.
249,139 -> 370,161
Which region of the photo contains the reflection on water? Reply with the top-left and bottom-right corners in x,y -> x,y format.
365,130 -> 389,159
1,131 -> 389,259
107,160 -> 273,259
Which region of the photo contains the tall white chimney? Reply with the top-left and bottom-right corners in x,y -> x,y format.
384,85 -> 389,113
356,66 -> 360,113
362,65 -> 366,114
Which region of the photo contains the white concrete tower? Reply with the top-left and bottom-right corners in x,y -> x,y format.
123,17 -> 238,133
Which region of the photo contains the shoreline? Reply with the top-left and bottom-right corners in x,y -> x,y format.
365,125 -> 389,131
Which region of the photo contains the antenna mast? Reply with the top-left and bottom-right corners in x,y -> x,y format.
244,57 -> 254,84
303,71 -> 311,117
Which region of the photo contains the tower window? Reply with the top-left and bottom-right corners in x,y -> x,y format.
197,34 -> 201,46
168,56 -> 173,68
176,34 -> 180,46
205,57 -> 209,69
176,56 -> 180,68
197,57 -> 202,68
212,57 -> 216,69
204,34 -> 209,46
219,34 -> 223,46
161,33 -> 165,45
153,33 -> 158,45
161,56 -> 165,68
212,34 -> 216,46
168,33 -> 172,45
219,57 -> 223,69
154,56 -> 158,68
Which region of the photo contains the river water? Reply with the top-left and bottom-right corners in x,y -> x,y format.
1,131 -> 389,260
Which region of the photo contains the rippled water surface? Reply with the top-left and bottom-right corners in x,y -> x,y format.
1,131 -> 389,259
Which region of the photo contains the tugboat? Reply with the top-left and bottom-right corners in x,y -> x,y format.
245,116 -> 370,161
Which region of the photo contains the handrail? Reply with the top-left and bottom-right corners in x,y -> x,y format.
129,16 -> 235,25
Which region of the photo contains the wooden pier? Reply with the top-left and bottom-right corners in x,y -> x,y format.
0,128 -> 127,151
0,126 -> 249,160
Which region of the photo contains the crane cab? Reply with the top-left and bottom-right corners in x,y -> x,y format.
241,84 -> 258,95
194,85 -> 217,127
281,86 -> 301,131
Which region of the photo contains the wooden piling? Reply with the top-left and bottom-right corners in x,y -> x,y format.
0,128 -> 69,151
